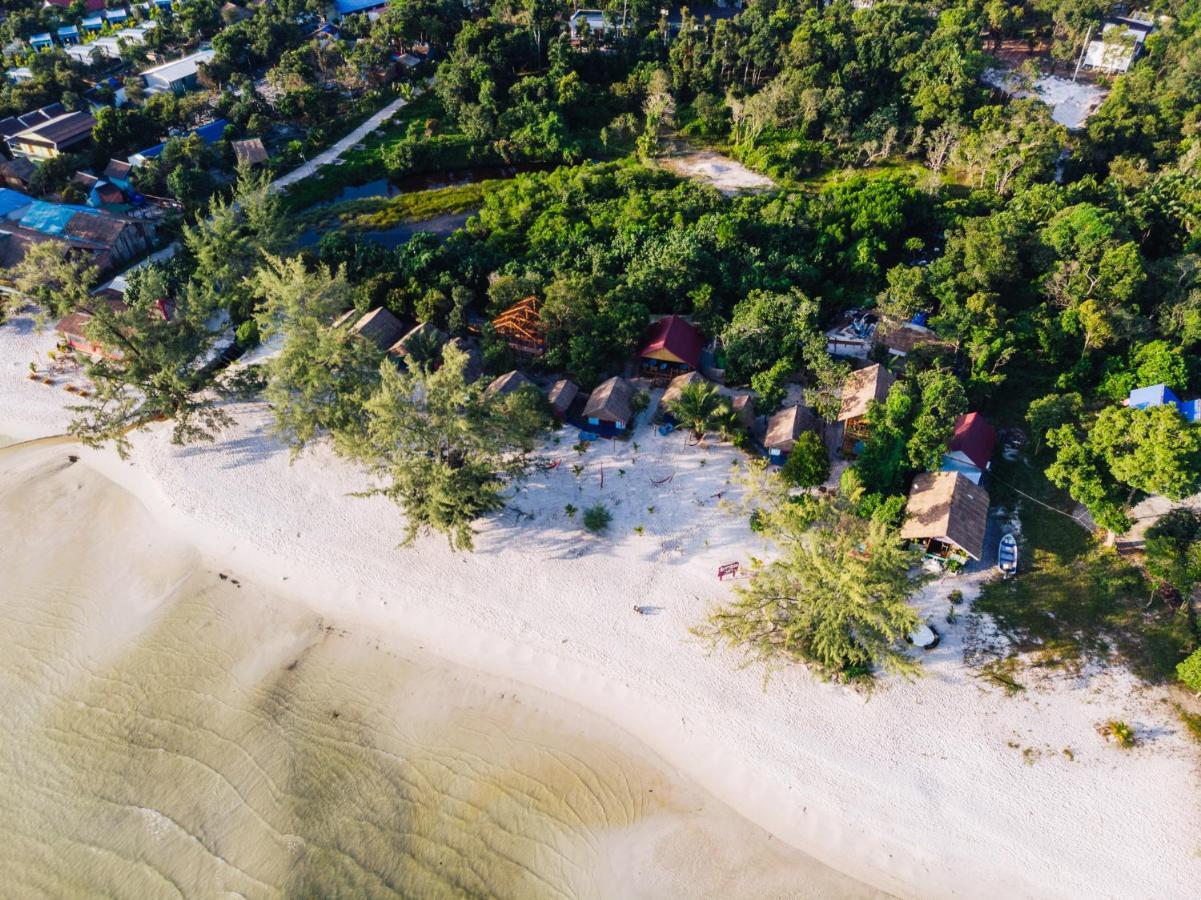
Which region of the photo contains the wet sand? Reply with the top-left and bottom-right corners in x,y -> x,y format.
0,444 -> 876,898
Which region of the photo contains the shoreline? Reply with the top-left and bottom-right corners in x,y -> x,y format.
3,313 -> 1200,897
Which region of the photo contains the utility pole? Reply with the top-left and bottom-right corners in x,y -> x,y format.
1073,24 -> 1092,82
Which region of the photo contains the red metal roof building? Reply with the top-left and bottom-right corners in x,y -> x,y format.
941,412 -> 996,484
638,314 -> 703,376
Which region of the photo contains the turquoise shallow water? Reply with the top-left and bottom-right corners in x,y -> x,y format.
0,445 -> 877,899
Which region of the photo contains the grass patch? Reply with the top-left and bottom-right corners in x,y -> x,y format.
989,454 -> 1093,563
976,658 -> 1026,694
1099,719 -> 1137,748
1174,704 -> 1201,745
977,546 -> 1194,682
297,181 -> 500,233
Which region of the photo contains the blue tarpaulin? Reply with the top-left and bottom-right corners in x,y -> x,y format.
0,188 -> 33,219
17,199 -> 98,236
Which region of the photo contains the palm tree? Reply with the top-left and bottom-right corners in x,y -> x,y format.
669,381 -> 733,440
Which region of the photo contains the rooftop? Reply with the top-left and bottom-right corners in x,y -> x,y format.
900,471 -> 990,561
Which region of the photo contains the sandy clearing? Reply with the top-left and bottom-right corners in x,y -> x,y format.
661,151 -> 775,196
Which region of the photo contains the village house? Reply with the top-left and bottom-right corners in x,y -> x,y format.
763,404 -> 820,462
490,295 -> 545,358
569,9 -> 617,41
582,376 -> 636,435
128,119 -> 229,167
941,412 -> 997,484
546,378 -> 579,419
1083,18 -> 1153,74
825,310 -> 877,359
837,363 -> 896,456
900,471 -> 991,564
54,299 -> 128,359
0,158 -> 35,190
485,370 -> 535,398
638,314 -> 704,381
0,189 -> 156,273
2,107 -> 96,161
140,49 -> 217,96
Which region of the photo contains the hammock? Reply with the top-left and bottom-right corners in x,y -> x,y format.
649,472 -> 674,486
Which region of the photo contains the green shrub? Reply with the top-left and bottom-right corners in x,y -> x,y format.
583,504 -> 612,534
780,431 -> 830,488
1179,648 -> 1201,693
1102,720 -> 1137,748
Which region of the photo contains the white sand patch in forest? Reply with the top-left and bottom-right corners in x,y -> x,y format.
661,151 -> 776,196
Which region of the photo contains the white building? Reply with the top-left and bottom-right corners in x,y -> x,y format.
65,43 -> 101,65
1083,21 -> 1151,74
140,49 -> 217,96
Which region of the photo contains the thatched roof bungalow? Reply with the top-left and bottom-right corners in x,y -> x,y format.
546,378 -> 579,419
764,404 -> 819,460
838,363 -> 896,455
582,376 -> 636,433
900,471 -> 990,562
485,370 -> 535,397
349,307 -> 406,352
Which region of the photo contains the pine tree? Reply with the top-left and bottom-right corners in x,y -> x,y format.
698,466 -> 923,680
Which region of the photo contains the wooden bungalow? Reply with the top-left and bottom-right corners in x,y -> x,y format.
349,307 -> 406,352
546,378 -> 579,419
941,412 -> 996,485
491,295 -> 545,357
638,314 -> 703,380
485,370 -> 535,397
582,376 -> 636,435
900,471 -> 990,563
837,363 -> 896,456
764,404 -> 820,462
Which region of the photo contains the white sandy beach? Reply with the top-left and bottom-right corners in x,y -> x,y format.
3,308 -> 1200,898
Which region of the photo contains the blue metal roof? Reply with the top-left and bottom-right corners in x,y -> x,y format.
1128,384 -> 1180,410
106,9 -> 129,20
58,26 -> 80,38
0,188 -> 33,218
134,118 -> 229,160
1178,399 -> 1201,423
334,0 -> 388,14
82,15 -> 104,29
30,33 -> 53,44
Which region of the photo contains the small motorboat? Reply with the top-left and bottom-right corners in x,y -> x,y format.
998,533 -> 1018,577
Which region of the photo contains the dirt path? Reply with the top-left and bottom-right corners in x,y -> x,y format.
270,95 -> 411,193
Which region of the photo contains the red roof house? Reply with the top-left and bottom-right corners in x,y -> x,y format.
638,314 -> 703,374
941,412 -> 996,484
